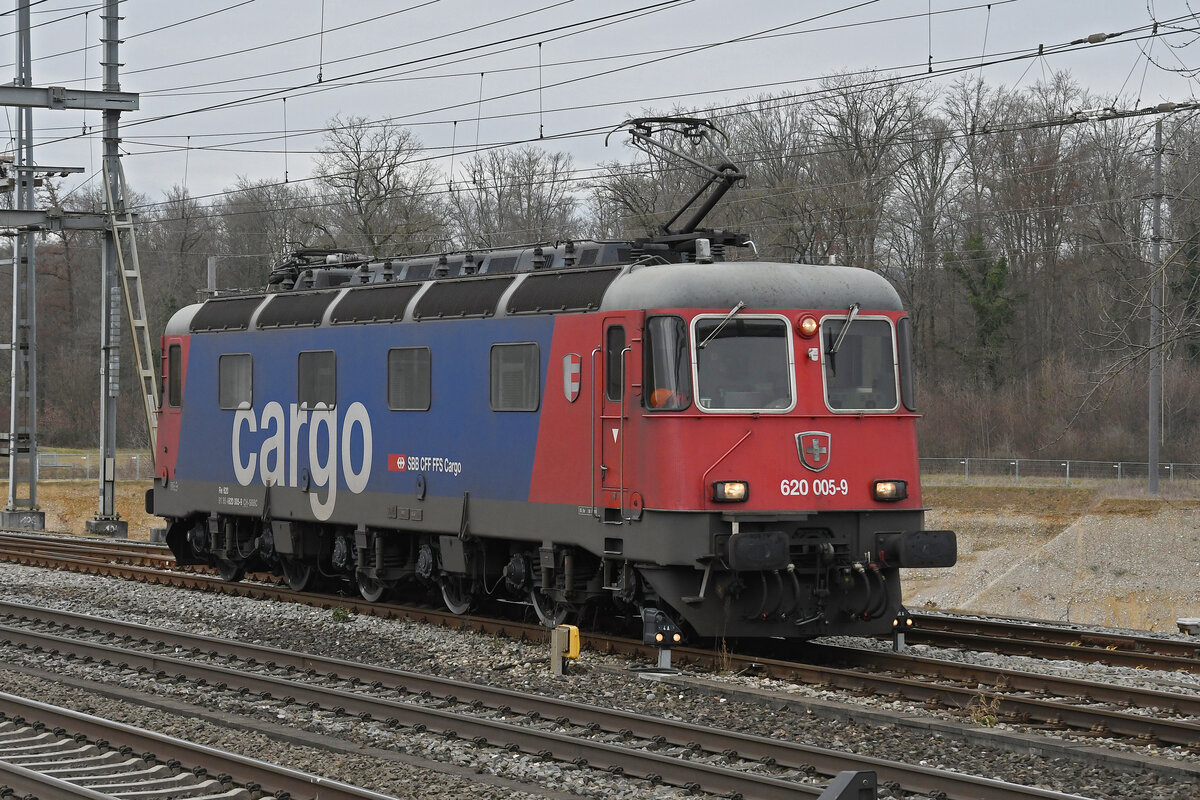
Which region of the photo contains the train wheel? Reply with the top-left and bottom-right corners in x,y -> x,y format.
440,577 -> 473,615
357,573 -> 387,603
280,558 -> 314,592
529,588 -> 569,627
215,559 -> 244,582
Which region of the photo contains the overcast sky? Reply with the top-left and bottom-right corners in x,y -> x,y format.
6,0 -> 1200,205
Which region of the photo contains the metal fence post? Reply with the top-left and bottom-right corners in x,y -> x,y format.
1012,460 -> 1019,485
963,458 -> 969,485
1063,461 -> 1070,486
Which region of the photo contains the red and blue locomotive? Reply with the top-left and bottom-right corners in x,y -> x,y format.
149,120 -> 955,639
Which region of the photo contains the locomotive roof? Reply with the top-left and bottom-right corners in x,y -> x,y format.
169,259 -> 902,335
598,260 -> 902,313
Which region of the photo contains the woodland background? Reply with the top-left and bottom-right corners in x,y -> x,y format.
6,71 -> 1199,461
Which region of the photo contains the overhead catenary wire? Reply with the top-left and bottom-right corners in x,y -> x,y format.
41,10 -> 1193,157
13,0 -> 1200,235
127,0 -> 1016,101
90,18 -> 1200,220
118,97 -> 1198,239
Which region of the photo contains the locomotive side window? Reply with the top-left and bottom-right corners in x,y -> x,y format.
897,317 -> 916,411
644,316 -> 691,410
606,326 -> 625,401
167,344 -> 181,408
388,347 -> 431,410
693,316 -> 793,412
298,350 -> 336,409
822,317 -> 898,412
218,354 -> 253,409
490,343 -> 540,411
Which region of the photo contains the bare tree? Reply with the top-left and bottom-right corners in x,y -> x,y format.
312,115 -> 448,256
883,113 -> 961,368
811,72 -> 928,268
217,176 -> 318,288
449,145 -> 580,248
724,97 -> 829,262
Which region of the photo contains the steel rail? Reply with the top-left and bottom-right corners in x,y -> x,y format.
803,643 -> 1200,717
685,650 -> 1200,747
0,691 -> 398,800
0,762 -> 117,800
8,531 -> 1200,668
0,616 -> 1089,800
0,623 -> 826,799
907,613 -> 1200,668
3,536 -> 1199,748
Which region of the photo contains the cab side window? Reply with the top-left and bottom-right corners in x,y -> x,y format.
606,326 -> 625,401
167,344 -> 181,408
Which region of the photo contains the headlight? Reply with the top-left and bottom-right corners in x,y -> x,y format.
712,481 -> 749,502
796,314 -> 818,337
872,480 -> 908,501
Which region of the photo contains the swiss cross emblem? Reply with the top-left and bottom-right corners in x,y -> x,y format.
796,431 -> 831,472
562,353 -> 582,403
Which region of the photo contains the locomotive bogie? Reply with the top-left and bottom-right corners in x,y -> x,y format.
153,252 -> 955,638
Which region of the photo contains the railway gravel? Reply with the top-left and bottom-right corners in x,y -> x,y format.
1,563 -> 1197,799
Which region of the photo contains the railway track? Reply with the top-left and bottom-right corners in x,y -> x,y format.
0,690 -> 396,800
0,600 -> 1093,800
907,611 -> 1200,670
1,531 -> 1198,751
4,531 -> 1197,670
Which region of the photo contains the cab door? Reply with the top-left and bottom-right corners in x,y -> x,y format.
156,337 -> 186,483
596,318 -> 629,522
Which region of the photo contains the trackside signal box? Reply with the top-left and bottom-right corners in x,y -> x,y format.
550,624 -> 580,676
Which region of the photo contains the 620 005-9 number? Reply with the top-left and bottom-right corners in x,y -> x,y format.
780,478 -> 849,497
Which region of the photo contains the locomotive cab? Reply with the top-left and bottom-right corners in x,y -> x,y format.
579,259 -> 956,639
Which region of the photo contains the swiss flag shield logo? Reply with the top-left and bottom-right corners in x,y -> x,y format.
562,353 -> 582,403
796,431 -> 831,472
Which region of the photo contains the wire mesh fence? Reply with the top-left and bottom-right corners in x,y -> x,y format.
19,452 -> 155,482
920,457 -> 1200,492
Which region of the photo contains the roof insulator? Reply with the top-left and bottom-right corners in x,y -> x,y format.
464,253 -> 477,275
563,240 -> 576,267
434,254 -> 449,278
533,246 -> 546,270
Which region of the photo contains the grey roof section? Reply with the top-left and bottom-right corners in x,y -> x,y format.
599,261 -> 903,312
165,303 -> 205,335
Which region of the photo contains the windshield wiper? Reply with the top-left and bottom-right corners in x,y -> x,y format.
697,301 -> 745,349
827,302 -> 860,355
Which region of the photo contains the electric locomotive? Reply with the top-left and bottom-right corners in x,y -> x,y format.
149,119 -> 955,639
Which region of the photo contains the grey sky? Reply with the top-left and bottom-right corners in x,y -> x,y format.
6,0 -> 1200,203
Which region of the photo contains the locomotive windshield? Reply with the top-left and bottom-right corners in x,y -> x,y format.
644,316 -> 692,410
822,317 -> 898,411
694,316 -> 793,411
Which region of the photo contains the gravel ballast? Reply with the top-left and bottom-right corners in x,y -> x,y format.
0,563 -> 1197,799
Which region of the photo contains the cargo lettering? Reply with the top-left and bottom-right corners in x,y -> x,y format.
232,401 -> 373,521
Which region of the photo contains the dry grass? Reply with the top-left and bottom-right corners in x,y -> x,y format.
35,481 -> 161,540
924,485 -> 1100,515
